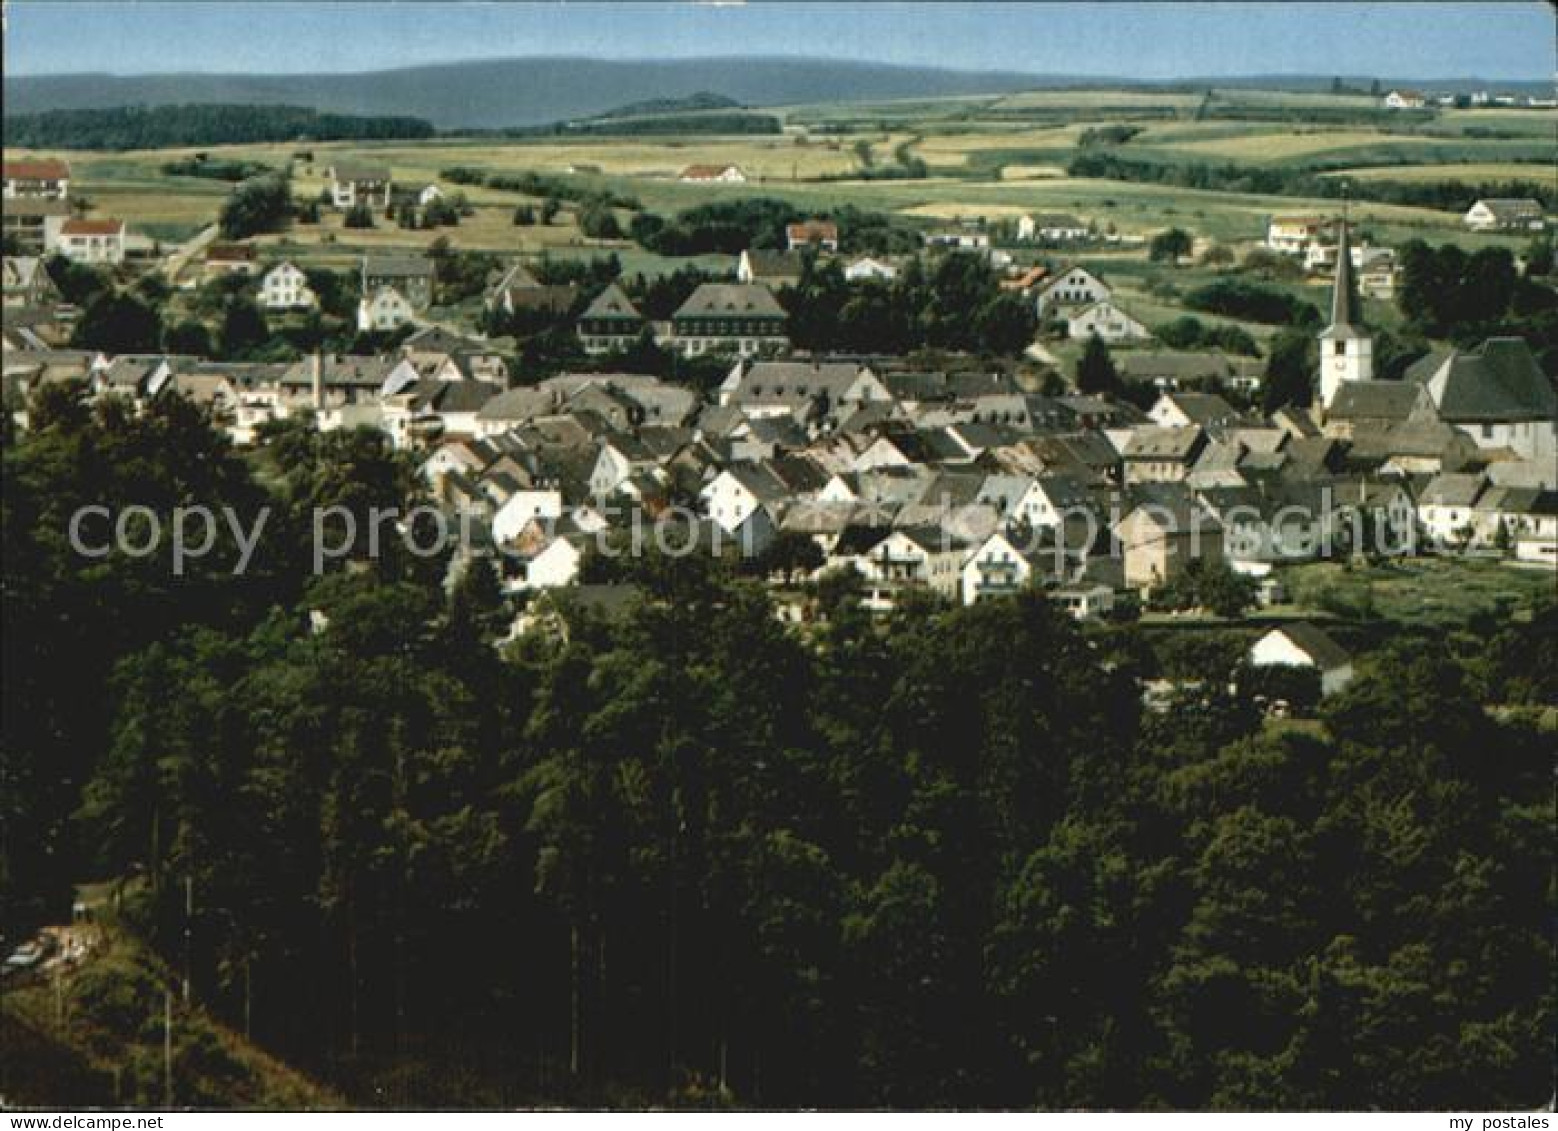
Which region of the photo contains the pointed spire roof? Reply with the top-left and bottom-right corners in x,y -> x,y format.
1320,219 -> 1366,340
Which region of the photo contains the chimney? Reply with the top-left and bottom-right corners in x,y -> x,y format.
312,350 -> 324,411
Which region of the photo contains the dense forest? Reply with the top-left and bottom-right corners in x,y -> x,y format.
3,388 -> 1552,1108
2,104 -> 435,150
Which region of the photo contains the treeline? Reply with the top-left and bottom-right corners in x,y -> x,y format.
1066,151 -> 1555,212
161,155 -> 277,182
1395,238 -> 1558,367
630,197 -> 920,257
2,104 -> 434,150
5,396 -> 1552,1108
553,112 -> 781,137
439,166 -> 642,211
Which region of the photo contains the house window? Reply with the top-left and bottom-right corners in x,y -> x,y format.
1334,342 -> 1345,356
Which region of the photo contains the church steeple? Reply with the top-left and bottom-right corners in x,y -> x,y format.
1318,214 -> 1373,407
1327,219 -> 1363,331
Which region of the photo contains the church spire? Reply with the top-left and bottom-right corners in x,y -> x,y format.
1327,217 -> 1364,332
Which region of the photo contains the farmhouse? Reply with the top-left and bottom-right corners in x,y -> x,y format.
785,220 -> 840,251
679,164 -> 747,184
1463,198 -> 1546,233
329,161 -> 392,209
1067,300 -> 1152,344
737,249 -> 806,290
844,256 -> 898,281
51,218 -> 126,265
2,158 -> 70,200
1017,213 -> 1089,243
259,261 -> 318,311
2,257 -> 62,309
1113,489 -> 1222,591
1248,622 -> 1355,695
1381,89 -> 1427,110
203,243 -> 258,280
358,287 -> 417,334
1266,215 -> 1332,256
669,284 -> 789,357
362,255 -> 434,309
1034,265 -> 1111,319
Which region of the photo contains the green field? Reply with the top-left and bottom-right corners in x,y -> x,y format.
1275,557 -> 1556,629
15,87 -> 1550,323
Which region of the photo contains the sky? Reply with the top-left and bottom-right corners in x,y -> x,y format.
3,1 -> 1553,80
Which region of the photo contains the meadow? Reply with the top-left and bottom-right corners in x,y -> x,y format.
13,85 -> 1549,307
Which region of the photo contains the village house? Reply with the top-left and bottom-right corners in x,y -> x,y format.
1113,490 -> 1223,591
50,218 -> 127,265
2,198 -> 71,256
1462,198 -> 1546,233
2,158 -> 70,200
669,283 -> 789,357
202,243 -> 259,281
679,164 -> 747,184
1121,426 -> 1208,484
2,257 -> 62,309
576,284 -> 647,354
357,287 -> 417,334
785,220 -> 840,252
1381,89 -> 1428,110
1416,472 -> 1490,549
960,529 -> 1054,605
844,256 -> 898,281
1265,215 -> 1332,256
1248,622 -> 1355,696
362,255 -> 435,309
853,526 -> 968,610
1067,300 -> 1152,343
259,261 -> 318,311
483,263 -> 578,320
1118,352 -> 1264,395
736,249 -> 806,290
328,161 -> 393,209
925,223 -> 991,253
1034,265 -> 1111,320
1017,213 -> 1089,243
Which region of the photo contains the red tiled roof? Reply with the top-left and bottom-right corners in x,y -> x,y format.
680,164 -> 740,179
4,159 -> 71,181
787,220 -> 838,240
207,243 -> 256,261
61,218 -> 124,236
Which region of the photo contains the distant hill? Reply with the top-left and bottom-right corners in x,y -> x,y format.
587,91 -> 743,121
1,56 -> 1047,130
6,58 -> 1548,133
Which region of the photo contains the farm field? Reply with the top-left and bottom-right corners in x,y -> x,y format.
11,86 -> 1549,326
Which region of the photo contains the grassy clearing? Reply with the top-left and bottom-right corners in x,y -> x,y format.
1321,161 -> 1556,183
1275,558 -> 1556,630
1,924 -> 337,1109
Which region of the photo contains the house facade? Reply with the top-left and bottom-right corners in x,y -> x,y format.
669,284 -> 789,357
2,159 -> 70,200
329,162 -> 392,209
1463,198 -> 1546,233
259,262 -> 318,311
362,255 -> 434,309
52,218 -> 126,265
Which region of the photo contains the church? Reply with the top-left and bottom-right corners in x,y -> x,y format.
1317,221 -> 1555,464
